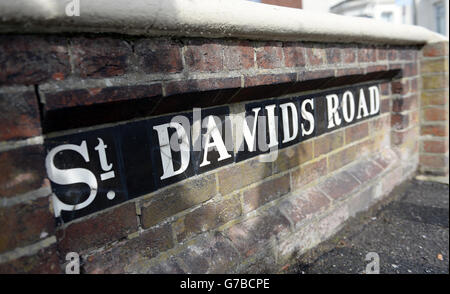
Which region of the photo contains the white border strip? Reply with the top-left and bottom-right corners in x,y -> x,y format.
0,0 -> 447,45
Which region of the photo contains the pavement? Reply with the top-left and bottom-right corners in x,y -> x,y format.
291,179 -> 449,274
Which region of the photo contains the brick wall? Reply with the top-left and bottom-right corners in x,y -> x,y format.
0,34 -> 447,273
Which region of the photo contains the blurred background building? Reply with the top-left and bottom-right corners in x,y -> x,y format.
247,0 -> 449,38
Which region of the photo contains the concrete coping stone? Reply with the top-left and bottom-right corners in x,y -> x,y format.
0,0 -> 447,45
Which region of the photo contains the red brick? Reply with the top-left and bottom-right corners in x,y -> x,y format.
379,82 -> 390,95
391,113 -> 410,130
43,84 -> 162,111
279,188 -> 330,226
358,47 -> 377,63
419,154 -> 447,168
423,42 -> 448,57
403,63 -> 418,77
423,108 -> 447,122
345,122 -> 369,144
184,40 -> 223,72
380,98 -> 391,114
71,37 -> 132,78
0,90 -> 41,142
283,43 -> 306,67
399,49 -> 416,61
326,47 -> 342,64
423,140 -> 448,154
342,48 -> 356,63
0,197 -> 54,254
372,149 -> 397,169
0,245 -> 60,274
347,160 -> 383,183
0,35 -> 70,85
0,145 -> 47,199
409,78 -> 418,92
135,39 -> 183,73
243,174 -> 290,213
291,158 -> 327,190
388,49 -> 398,61
366,65 -> 388,73
223,41 -> 255,70
318,171 -> 360,200
377,48 -> 388,60
421,125 -> 447,137
306,47 -> 326,66
391,81 -> 408,94
141,174 -> 217,228
57,203 -> 137,255
392,95 -> 418,112
225,207 -> 290,258
256,42 -> 283,69
421,90 -> 448,106
244,73 -> 296,88
314,131 -> 344,157
176,196 -> 241,242
391,127 -> 417,146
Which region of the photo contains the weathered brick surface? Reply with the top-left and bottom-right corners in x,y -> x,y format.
0,145 -> 47,199
423,140 -> 447,154
177,233 -> 240,274
223,41 -> 255,70
358,47 -> 376,63
325,47 -> 342,64
328,140 -> 371,172
423,108 -> 447,122
71,37 -> 132,78
83,223 -> 173,274
422,42 -> 448,57
43,84 -> 162,110
279,188 -> 330,227
422,75 -> 449,89
0,197 -> 54,254
421,58 -> 448,74
218,159 -> 272,196
175,195 -> 241,242
185,40 -> 223,72
347,159 -> 383,184
421,125 -> 447,137
0,89 -> 41,142
0,35 -> 70,85
273,141 -> 313,173
419,154 -> 447,169
0,244 -> 60,274
57,203 -> 137,254
421,90 -> 448,106
306,46 -> 326,66
391,113 -> 410,130
256,42 -> 284,69
392,95 -> 418,112
244,73 -> 296,87
318,171 -> 360,200
342,48 -> 356,63
165,77 -> 240,96
135,39 -> 183,73
141,174 -> 217,228
314,131 -> 344,157
243,174 -> 290,213
291,158 -> 327,190
225,207 -> 290,258
345,122 -> 369,144
283,43 -> 306,67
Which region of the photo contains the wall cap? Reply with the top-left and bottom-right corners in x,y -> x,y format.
0,0 -> 448,45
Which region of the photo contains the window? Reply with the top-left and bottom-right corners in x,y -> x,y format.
381,11 -> 393,23
434,1 -> 446,35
